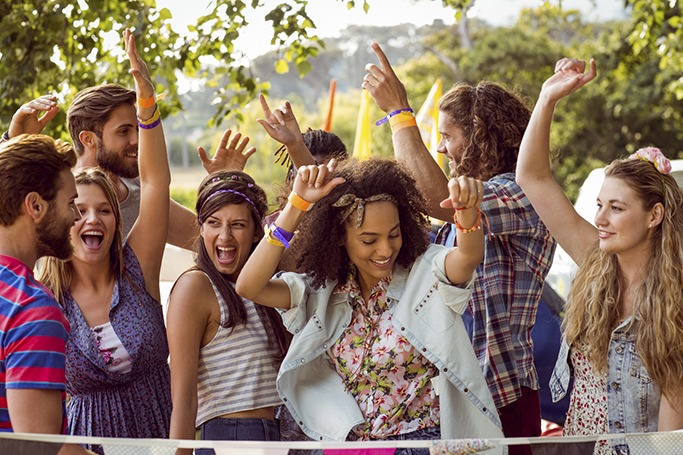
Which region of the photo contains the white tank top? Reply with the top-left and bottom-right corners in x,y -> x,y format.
195,275 -> 282,426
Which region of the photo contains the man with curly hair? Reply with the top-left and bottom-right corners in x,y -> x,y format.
363,43 -> 556,453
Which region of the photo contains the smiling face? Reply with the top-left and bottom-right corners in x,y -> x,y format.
70,183 -> 117,264
595,176 -> 654,258
437,112 -> 466,176
95,103 -> 139,179
343,201 -> 402,294
200,203 -> 258,281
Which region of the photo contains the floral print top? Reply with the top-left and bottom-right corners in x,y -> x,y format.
564,343 -> 610,455
329,275 -> 440,440
90,321 -> 132,374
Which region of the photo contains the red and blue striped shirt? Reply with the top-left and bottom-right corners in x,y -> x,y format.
0,254 -> 69,433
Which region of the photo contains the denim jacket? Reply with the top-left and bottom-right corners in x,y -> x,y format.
275,245 -> 503,448
551,318 -> 660,438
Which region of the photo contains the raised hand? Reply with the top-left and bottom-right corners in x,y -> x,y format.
440,175 -> 484,229
123,28 -> 154,101
257,94 -> 303,148
292,159 -> 345,205
8,95 -> 60,138
363,42 -> 410,113
198,129 -> 256,173
540,57 -> 597,104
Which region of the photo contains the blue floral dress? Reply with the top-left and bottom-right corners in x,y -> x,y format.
61,245 -> 171,454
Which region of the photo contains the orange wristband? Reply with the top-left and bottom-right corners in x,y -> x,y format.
288,192 -> 313,212
137,95 -> 156,109
391,118 -> 417,133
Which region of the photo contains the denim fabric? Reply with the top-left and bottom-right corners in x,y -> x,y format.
551,318 -> 660,454
345,426 -> 441,455
195,417 -> 280,455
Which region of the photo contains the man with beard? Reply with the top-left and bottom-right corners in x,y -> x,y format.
362,44 -> 556,454
0,134 -> 88,453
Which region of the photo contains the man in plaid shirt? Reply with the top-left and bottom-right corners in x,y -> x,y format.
364,43 -> 556,454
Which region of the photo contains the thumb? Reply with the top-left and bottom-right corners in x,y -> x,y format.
439,197 -> 454,209
197,146 -> 209,164
39,106 -> 60,127
322,177 -> 346,195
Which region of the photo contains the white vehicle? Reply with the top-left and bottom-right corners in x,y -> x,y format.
545,159 -> 683,300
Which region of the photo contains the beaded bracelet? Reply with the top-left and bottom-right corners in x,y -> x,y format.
375,107 -> 414,126
454,209 -> 482,233
137,95 -> 156,109
288,192 -> 313,212
268,223 -> 294,248
391,118 -> 417,133
138,105 -> 161,130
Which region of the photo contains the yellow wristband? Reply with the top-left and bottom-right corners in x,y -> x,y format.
391,118 -> 417,133
137,105 -> 160,124
388,111 -> 415,128
137,95 -> 156,109
263,224 -> 285,247
288,192 -> 313,212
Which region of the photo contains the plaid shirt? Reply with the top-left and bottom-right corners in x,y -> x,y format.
436,172 -> 556,409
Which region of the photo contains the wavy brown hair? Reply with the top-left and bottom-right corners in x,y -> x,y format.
564,157 -> 683,401
291,159 -> 430,289
439,81 -> 531,180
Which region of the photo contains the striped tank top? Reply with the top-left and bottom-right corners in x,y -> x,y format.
195,275 -> 282,426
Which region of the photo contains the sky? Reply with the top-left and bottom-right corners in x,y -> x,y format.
157,0 -> 629,59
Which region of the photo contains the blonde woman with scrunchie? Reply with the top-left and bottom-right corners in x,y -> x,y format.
236,157 -> 504,454
516,57 -> 683,454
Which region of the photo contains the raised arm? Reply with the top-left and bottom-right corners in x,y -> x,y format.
235,161 -> 345,308
364,42 -> 451,221
257,94 -> 316,169
440,176 -> 485,285
123,28 -> 170,301
516,58 -> 597,265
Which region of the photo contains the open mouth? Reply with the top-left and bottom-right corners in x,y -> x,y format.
370,257 -> 391,268
216,245 -> 237,265
81,230 -> 104,249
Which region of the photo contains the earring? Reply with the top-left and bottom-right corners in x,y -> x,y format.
648,223 -> 653,228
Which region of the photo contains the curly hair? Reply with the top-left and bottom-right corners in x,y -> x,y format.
38,167 -> 124,303
291,159 -> 430,289
193,170 -> 288,360
564,157 -> 683,401
438,81 -> 531,181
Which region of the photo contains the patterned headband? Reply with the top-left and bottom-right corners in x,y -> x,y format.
332,193 -> 398,228
628,147 -> 672,175
197,189 -> 258,224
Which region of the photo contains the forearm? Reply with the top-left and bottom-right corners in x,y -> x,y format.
444,210 -> 484,285
286,141 -> 316,169
138,113 -> 171,189
235,202 -> 305,305
516,94 -> 558,187
392,125 -> 452,221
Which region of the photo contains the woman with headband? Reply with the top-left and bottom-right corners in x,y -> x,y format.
236,158 -> 504,454
167,170 -> 289,454
516,57 -> 683,453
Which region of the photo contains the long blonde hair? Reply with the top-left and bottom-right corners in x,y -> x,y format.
38,167 -> 124,302
564,157 -> 683,401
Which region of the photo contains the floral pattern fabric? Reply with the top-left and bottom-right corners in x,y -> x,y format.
564,344 -> 610,455
329,275 -> 439,440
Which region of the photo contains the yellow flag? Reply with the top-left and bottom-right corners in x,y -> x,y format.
415,79 -> 445,170
321,79 -> 336,132
352,90 -> 372,160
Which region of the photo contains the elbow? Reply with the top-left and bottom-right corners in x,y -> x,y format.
234,279 -> 256,302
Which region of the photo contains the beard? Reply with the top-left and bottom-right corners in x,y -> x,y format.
35,205 -> 74,260
96,141 -> 139,179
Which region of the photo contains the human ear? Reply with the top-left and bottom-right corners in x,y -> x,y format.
24,192 -> 48,222
79,130 -> 98,151
649,202 -> 665,228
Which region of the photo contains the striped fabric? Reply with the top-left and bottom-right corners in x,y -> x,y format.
0,254 -> 69,433
195,276 -> 281,427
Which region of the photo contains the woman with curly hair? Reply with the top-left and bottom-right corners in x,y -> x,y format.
166,170 -> 289,454
236,158 -> 504,453
516,57 -> 683,453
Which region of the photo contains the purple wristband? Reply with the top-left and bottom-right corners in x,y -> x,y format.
138,118 -> 161,129
269,223 -> 294,248
375,107 -> 414,126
